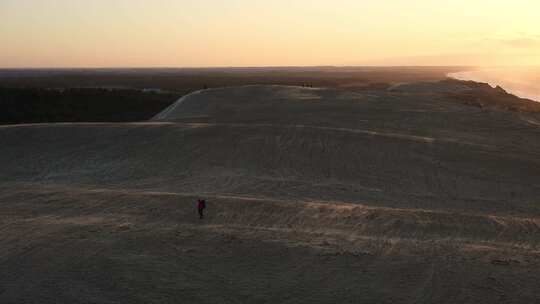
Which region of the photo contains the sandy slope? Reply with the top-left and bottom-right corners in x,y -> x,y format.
1,84 -> 540,303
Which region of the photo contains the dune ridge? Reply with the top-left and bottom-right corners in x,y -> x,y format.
1,84 -> 540,303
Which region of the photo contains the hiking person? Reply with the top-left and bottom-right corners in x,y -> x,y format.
197,199 -> 206,219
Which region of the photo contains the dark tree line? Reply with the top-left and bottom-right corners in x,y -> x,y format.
0,88 -> 182,124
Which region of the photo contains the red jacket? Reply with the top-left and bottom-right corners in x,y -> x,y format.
197,200 -> 206,209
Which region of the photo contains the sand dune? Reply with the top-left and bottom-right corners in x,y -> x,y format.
1,84 -> 540,303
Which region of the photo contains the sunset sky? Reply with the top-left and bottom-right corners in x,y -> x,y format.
1,0 -> 539,68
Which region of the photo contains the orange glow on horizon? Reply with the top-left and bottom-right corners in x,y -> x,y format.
1,0 -> 539,68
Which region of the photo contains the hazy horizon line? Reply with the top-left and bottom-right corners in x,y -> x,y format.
0,65 -> 480,70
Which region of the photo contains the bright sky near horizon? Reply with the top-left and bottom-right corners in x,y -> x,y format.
1,0 -> 539,68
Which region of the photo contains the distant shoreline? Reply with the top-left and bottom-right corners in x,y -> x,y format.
448,68 -> 540,102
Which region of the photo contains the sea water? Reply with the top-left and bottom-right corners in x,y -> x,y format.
449,67 -> 540,102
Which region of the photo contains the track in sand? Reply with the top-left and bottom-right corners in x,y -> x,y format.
1,84 -> 540,303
